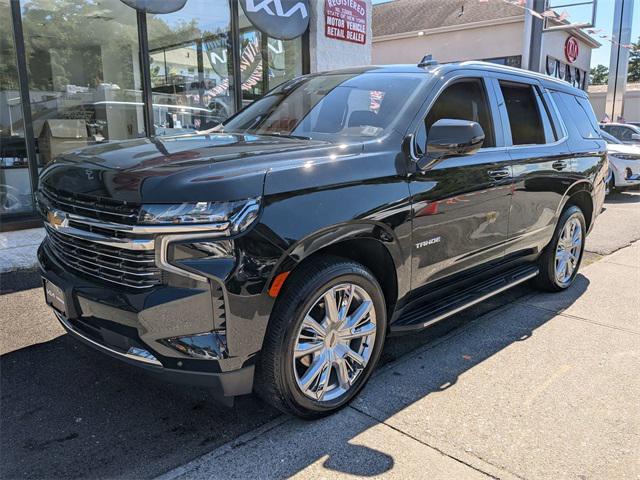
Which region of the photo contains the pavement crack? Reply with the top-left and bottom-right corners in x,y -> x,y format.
513,301 -> 640,336
349,404 -> 525,480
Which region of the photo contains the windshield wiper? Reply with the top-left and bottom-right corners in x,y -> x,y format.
252,132 -> 312,140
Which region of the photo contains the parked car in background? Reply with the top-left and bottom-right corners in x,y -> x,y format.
601,130 -> 640,192
600,122 -> 640,145
37,61 -> 606,418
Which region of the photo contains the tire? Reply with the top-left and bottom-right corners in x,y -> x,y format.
534,205 -> 586,292
255,256 -> 387,419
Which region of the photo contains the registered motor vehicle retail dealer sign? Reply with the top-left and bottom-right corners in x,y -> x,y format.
325,0 -> 367,45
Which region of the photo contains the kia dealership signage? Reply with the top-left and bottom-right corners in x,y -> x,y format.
239,0 -> 310,40
564,36 -> 579,64
325,0 -> 367,45
120,0 -> 186,13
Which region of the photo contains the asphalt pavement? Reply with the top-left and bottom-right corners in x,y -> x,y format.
1,190 -> 638,479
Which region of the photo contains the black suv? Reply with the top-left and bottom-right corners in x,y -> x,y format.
38,62 -> 606,418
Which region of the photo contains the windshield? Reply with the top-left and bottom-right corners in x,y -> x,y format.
221,72 -> 427,141
600,130 -> 622,144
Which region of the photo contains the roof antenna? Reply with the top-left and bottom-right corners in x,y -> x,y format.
418,54 -> 438,68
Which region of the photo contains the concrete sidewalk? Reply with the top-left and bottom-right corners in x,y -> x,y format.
158,243 -> 640,480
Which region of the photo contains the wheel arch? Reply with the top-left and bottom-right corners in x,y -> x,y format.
557,180 -> 595,231
267,222 -> 406,321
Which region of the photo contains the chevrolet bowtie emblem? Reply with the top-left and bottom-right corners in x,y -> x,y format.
46,209 -> 67,229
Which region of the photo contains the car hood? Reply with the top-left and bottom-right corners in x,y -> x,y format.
607,143 -> 640,155
39,133 -> 359,204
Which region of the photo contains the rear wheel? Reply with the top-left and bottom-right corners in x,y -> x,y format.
534,205 -> 586,292
256,256 -> 386,419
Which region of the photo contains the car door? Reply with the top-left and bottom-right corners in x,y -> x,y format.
408,73 -> 512,288
489,75 -> 575,258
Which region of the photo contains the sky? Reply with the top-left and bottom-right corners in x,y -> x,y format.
370,0 -> 639,69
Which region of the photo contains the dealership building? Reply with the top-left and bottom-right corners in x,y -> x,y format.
0,0 -> 372,230
0,0 -> 637,233
372,0 -> 599,90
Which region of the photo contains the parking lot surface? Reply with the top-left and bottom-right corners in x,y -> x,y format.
1,190 -> 638,479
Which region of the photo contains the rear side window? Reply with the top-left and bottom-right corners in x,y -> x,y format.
551,91 -> 600,139
499,81 -> 552,145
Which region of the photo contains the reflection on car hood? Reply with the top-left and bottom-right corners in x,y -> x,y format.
607,143 -> 640,155
38,133 -> 360,204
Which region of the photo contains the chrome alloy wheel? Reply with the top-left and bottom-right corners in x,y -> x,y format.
555,216 -> 583,286
292,283 -> 377,402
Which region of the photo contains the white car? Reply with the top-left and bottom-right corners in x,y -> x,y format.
601,130 -> 640,191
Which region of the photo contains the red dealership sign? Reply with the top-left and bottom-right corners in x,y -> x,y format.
564,36 -> 579,63
325,0 -> 367,45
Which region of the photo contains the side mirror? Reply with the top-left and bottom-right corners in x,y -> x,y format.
631,133 -> 640,141
417,119 -> 485,170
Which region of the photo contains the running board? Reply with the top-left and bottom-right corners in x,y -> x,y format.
391,264 -> 539,333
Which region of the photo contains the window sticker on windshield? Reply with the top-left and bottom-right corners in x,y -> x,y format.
369,90 -> 385,114
362,125 -> 382,136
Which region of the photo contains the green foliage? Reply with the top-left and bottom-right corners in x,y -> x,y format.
628,36 -> 640,83
590,64 -> 608,85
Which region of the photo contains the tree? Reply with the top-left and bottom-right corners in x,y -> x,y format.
628,36 -> 640,83
590,64 -> 608,85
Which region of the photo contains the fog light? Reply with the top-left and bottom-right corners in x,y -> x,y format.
161,331 -> 228,360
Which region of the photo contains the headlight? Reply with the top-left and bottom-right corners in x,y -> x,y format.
139,198 -> 260,231
611,154 -> 640,161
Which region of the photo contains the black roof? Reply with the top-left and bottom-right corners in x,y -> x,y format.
313,62 -> 585,95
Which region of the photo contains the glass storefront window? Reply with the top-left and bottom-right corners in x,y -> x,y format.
238,7 -> 302,109
1,0 -> 33,215
147,0 -> 235,135
20,0 -> 145,168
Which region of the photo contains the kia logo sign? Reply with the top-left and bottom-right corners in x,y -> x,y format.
565,36 -> 579,64
240,0 -> 310,40
120,0 -> 187,13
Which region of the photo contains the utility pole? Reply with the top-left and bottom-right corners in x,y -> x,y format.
605,0 -> 635,122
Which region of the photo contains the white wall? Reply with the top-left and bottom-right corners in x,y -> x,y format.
589,89 -> 640,123
539,30 -> 593,73
372,20 -> 523,65
309,0 -> 373,72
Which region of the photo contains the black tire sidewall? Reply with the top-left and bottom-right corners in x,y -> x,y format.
277,265 -> 386,417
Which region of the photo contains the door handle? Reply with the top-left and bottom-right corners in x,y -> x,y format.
552,160 -> 568,171
487,168 -> 511,180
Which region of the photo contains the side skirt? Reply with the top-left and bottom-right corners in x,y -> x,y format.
390,264 -> 539,333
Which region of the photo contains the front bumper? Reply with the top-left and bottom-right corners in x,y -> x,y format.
38,241 -> 265,397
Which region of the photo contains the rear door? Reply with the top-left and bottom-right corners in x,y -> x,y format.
409,72 -> 512,288
489,74 -> 574,257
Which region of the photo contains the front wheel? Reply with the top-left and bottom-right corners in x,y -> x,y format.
534,205 -> 586,292
256,256 -> 387,419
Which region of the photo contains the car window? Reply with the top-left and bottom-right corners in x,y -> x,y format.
499,81 -> 547,145
221,73 -> 427,141
551,91 -> 600,140
618,127 -> 636,141
420,78 -> 496,151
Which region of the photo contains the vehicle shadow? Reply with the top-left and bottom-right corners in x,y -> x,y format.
0,279 -> 588,479
0,334 -> 280,479
184,277 -> 591,479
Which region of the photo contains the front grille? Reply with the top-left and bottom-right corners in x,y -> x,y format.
45,225 -> 161,289
41,184 -> 140,224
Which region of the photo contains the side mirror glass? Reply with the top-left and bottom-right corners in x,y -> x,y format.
417,119 -> 485,170
631,133 -> 640,141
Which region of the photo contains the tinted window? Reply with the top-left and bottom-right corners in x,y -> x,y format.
618,126 -> 639,142
499,82 -> 546,145
423,79 -> 495,149
222,73 -> 426,140
551,92 -> 600,139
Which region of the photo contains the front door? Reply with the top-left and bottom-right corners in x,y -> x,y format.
409,75 -> 512,288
